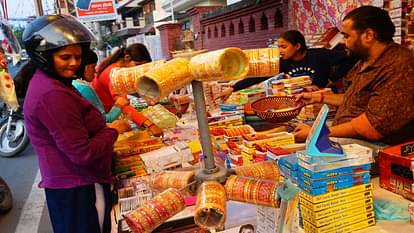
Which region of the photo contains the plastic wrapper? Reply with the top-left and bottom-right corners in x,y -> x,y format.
374,199 -> 410,221
110,60 -> 165,95
123,188 -> 185,233
137,58 -> 193,103
234,160 -> 280,181
0,70 -> 19,111
141,104 -> 178,129
243,47 -> 280,78
189,47 -> 249,81
225,175 -> 279,207
194,181 -> 227,230
150,170 -> 195,195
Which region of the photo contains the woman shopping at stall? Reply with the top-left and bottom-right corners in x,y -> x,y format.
17,15 -> 131,233
72,50 -> 129,122
92,43 -> 163,136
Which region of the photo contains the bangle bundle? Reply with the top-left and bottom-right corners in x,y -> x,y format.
110,61 -> 165,95
124,188 -> 185,233
244,48 -> 280,78
234,160 -> 280,181
150,171 -> 196,195
225,175 -> 279,207
194,181 -> 227,230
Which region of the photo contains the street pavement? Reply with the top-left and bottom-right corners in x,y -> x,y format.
0,145 -> 53,233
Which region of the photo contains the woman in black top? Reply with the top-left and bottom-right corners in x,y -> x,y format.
222,30 -> 357,96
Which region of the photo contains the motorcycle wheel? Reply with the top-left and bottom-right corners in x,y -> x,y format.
0,177 -> 12,214
0,119 -> 29,157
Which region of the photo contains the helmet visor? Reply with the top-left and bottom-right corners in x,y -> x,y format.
35,15 -> 96,51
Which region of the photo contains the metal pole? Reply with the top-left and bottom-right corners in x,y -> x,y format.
191,80 -> 216,171
170,0 -> 174,22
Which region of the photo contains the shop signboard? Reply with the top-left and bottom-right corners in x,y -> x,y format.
74,0 -> 117,22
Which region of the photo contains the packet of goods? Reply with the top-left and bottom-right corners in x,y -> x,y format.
141,104 -> 178,129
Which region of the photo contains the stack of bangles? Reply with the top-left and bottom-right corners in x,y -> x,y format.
123,188 -> 185,233
234,160 -> 280,181
150,171 -> 195,194
110,68 -> 141,95
225,175 -> 279,207
224,125 -> 253,137
194,181 -> 227,230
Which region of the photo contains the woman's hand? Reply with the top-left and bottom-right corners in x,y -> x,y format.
293,123 -> 311,142
149,124 -> 163,137
114,96 -> 130,108
143,119 -> 163,137
107,119 -> 131,134
219,87 -> 234,102
295,92 -> 322,105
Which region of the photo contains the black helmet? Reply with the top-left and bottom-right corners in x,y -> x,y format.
23,14 -> 96,70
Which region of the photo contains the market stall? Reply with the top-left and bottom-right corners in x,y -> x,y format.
107,45 -> 414,233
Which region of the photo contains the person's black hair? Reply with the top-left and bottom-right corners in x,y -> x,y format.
84,50 -> 98,65
96,43 -> 152,76
279,30 -> 307,53
239,224 -> 255,233
14,60 -> 37,99
343,5 -> 395,43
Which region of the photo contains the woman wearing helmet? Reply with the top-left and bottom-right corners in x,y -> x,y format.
16,15 -> 129,233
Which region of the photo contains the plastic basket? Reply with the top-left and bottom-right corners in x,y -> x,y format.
251,96 -> 303,123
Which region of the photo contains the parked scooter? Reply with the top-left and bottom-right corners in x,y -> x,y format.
0,103 -> 28,157
0,21 -> 29,157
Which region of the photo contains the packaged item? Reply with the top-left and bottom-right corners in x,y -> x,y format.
141,104 -> 178,129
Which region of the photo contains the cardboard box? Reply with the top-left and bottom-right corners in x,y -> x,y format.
379,141 -> 414,201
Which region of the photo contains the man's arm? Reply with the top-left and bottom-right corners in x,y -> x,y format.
295,92 -> 344,106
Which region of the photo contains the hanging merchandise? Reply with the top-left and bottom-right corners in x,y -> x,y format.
110,60 -> 165,95
234,160 -> 280,181
150,170 -> 196,195
123,188 -> 185,233
225,175 -> 279,207
243,47 -> 280,78
194,181 -> 227,230
137,58 -> 193,103
189,47 -> 249,81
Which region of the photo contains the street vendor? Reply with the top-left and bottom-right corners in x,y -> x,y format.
221,30 -> 357,98
294,5 -> 414,145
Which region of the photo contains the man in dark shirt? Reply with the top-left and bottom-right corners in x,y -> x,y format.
295,6 -> 414,145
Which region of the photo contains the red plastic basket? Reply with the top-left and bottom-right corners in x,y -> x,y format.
251,96 -> 304,123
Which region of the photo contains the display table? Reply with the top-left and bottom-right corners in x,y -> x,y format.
357,177 -> 413,233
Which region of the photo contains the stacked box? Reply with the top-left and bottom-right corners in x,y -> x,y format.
378,141 -> 414,201
299,184 -> 375,233
297,144 -> 375,233
277,154 -> 299,183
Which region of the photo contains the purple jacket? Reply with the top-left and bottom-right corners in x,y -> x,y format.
24,70 -> 118,189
